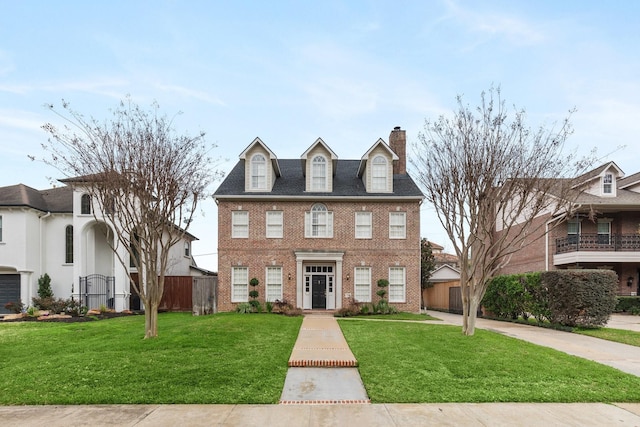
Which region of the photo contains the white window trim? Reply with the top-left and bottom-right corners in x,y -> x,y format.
389,212 -> 406,239
389,267 -> 406,303
266,266 -> 283,302
355,212 -> 372,239
231,267 -> 249,302
305,204 -> 333,238
354,267 -> 371,302
232,211 -> 249,239
266,211 -> 283,238
311,155 -> 328,192
602,173 -> 614,196
0,214 -> 3,242
251,154 -> 267,190
371,155 -> 388,192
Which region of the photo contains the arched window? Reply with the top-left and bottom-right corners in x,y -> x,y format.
80,194 -> 91,214
251,154 -> 267,190
65,225 -> 73,263
371,155 -> 388,191
305,203 -> 333,237
311,156 -> 327,191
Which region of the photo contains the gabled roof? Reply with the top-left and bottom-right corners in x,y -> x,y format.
572,161 -> 624,189
430,264 -> 461,282
357,138 -> 399,177
214,159 -> 424,199
618,171 -> 640,190
239,137 -> 281,177
300,138 -> 339,177
0,184 -> 72,213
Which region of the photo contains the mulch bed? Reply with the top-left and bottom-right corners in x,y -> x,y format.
1,312 -> 142,323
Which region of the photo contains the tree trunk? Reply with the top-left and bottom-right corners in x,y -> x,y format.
144,302 -> 159,339
463,298 -> 478,336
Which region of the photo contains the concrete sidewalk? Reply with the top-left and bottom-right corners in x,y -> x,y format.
430,311 -> 640,377
4,403 -> 640,426
280,315 -> 369,404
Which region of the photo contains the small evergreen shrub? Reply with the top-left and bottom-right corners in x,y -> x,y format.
542,270 -> 618,328
37,274 -> 54,299
616,296 -> 640,313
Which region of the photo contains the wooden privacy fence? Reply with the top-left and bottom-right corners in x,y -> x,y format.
192,276 -> 218,315
130,274 -> 218,313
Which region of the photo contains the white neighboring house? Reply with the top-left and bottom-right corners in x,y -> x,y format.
0,182 -> 202,314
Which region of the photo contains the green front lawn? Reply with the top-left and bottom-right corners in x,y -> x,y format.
0,313 -> 302,405
575,327 -> 640,347
3,312 -> 640,405
338,319 -> 640,403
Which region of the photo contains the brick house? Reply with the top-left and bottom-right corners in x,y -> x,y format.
496,161 -> 640,295
213,127 -> 424,312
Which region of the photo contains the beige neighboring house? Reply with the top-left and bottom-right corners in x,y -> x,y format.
213,127 -> 425,313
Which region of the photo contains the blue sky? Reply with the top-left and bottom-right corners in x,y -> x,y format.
1,1 -> 639,270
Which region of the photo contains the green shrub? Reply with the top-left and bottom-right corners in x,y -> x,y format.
482,275 -> 527,319
249,299 -> 262,313
37,274 -> 54,299
542,270 -> 618,328
616,296 -> 640,313
236,303 -> 252,314
265,300 -> 273,313
4,300 -> 24,314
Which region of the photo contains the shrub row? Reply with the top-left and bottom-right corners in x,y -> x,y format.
616,296 -> 640,314
482,270 -> 618,328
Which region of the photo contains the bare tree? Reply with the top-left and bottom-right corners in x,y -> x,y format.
40,98 -> 220,338
411,87 -> 591,335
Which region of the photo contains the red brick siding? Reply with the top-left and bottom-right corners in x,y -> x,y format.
217,199 -> 421,312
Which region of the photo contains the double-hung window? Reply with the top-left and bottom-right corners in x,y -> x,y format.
311,156 -> 327,191
232,211 -> 249,238
371,156 -> 388,191
567,218 -> 580,245
251,154 -> 267,190
355,212 -> 372,239
266,211 -> 283,238
305,203 -> 333,238
389,212 -> 406,239
603,173 -> 613,195
597,219 -> 611,245
232,267 -> 249,302
354,267 -> 371,302
389,267 -> 406,302
266,267 -> 283,302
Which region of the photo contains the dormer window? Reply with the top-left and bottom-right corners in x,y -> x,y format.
603,173 -> 613,195
311,156 -> 327,191
251,154 -> 267,190
371,156 -> 388,192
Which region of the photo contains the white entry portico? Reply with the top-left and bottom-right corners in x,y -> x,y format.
295,251 -> 344,310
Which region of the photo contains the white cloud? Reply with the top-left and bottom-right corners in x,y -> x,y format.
155,84 -> 226,106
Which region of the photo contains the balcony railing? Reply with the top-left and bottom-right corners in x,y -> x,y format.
556,233 -> 640,254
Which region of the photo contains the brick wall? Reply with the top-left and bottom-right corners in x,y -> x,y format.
217,199 -> 421,312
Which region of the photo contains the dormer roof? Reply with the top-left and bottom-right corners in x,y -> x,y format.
357,138 -> 399,177
300,138 -> 338,177
572,161 -> 624,189
239,137 -> 281,177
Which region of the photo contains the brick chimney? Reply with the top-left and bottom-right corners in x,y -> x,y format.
389,126 -> 406,175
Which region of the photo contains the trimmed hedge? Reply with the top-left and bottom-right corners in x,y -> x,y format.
483,270 -> 617,328
616,296 -> 640,313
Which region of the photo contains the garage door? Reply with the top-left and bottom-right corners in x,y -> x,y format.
0,274 -> 21,314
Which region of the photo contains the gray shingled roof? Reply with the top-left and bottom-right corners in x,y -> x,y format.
0,184 -> 72,213
214,159 -> 424,199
